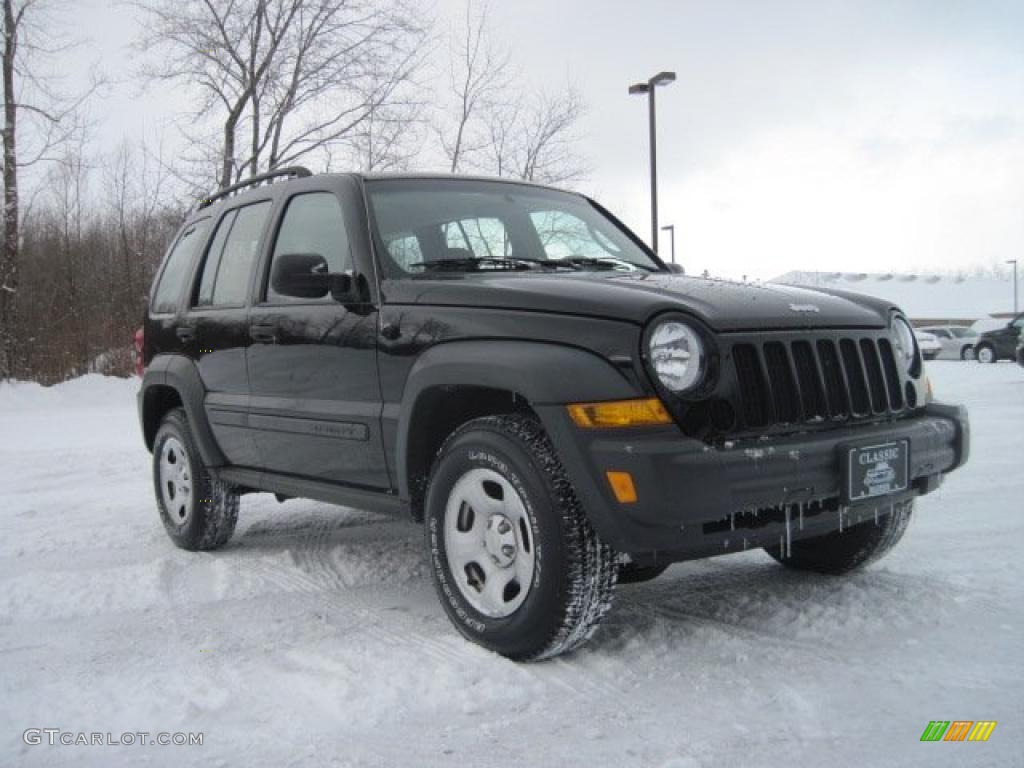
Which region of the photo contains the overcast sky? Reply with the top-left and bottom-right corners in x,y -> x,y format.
66,0 -> 1024,281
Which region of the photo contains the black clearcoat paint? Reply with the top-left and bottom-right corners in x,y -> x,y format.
138,173 -> 968,556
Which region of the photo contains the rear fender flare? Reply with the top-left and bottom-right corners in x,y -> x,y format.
140,355 -> 226,467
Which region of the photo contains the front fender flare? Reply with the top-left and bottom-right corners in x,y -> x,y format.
394,340 -> 642,500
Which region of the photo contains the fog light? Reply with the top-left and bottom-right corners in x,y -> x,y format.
567,398 -> 672,428
606,471 -> 638,503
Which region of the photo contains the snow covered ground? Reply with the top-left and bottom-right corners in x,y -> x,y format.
1,362 -> 1022,767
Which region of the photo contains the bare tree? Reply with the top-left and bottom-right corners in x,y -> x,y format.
134,0 -> 429,191
348,100 -> 425,172
510,87 -> 588,185
104,137 -> 174,328
437,1 -> 587,186
2,0 -> 101,378
435,0 -> 509,174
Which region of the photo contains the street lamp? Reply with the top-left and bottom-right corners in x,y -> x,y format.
629,71 -> 676,252
1008,259 -> 1019,314
660,224 -> 676,264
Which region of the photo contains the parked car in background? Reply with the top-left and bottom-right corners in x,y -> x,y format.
913,329 -> 942,360
919,325 -> 978,361
1017,335 -> 1024,368
975,313 -> 1024,363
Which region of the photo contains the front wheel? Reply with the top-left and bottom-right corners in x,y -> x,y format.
424,414 -> 617,660
976,344 -> 997,364
765,501 -> 912,574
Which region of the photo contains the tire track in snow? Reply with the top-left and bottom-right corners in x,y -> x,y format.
199,502 -> 632,698
226,508 -> 487,668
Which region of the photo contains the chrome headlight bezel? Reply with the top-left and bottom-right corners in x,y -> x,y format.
891,312 -> 922,378
641,314 -> 716,398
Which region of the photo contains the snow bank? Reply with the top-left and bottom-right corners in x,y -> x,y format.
0,374 -> 139,411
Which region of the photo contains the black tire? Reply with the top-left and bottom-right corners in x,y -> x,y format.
976,343 -> 997,364
960,345 -> 974,361
617,562 -> 670,584
765,501 -> 912,575
424,414 -> 617,660
152,408 -> 238,551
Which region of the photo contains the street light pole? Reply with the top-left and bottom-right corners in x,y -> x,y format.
629,71 -> 676,252
661,224 -> 675,264
1008,259 -> 1019,314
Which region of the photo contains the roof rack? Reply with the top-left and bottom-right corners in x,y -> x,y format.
198,166 -> 312,209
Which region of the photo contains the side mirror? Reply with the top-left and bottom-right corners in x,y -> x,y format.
271,253 -> 329,299
271,253 -> 362,303
667,263 -> 685,274
327,272 -> 361,304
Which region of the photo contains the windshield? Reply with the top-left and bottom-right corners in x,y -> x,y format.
366,179 -> 661,277
950,327 -> 976,338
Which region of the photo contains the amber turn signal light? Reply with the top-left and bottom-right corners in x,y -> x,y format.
605,471 -> 638,503
566,398 -> 672,428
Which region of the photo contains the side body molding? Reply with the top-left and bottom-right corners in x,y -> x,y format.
393,340 -> 642,500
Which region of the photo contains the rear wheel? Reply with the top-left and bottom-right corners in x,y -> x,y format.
153,408 -> 238,551
960,345 -> 974,361
424,414 -> 617,660
976,344 -> 997,364
765,501 -> 912,575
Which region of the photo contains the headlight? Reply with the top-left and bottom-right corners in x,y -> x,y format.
647,319 -> 705,392
892,315 -> 919,373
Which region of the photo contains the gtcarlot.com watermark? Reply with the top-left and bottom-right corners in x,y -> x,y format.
23,729 -> 203,747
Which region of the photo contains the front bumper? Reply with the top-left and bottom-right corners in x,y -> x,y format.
538,402 -> 969,557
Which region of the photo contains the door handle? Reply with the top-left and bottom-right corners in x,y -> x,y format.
175,326 -> 196,342
250,324 -> 278,343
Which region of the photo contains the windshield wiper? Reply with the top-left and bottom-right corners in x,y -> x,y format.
410,257 -> 534,272
411,257 -> 577,273
565,256 -> 656,273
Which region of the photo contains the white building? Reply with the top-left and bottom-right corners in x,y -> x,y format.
772,271 -> 1022,327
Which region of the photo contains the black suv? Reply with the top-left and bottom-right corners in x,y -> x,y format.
138,168 -> 969,660
974,313 -> 1024,364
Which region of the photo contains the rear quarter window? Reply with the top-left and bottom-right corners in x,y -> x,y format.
151,219 -> 211,314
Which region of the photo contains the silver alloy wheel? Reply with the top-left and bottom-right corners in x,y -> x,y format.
978,346 -> 995,363
443,467 -> 536,618
159,437 -> 193,527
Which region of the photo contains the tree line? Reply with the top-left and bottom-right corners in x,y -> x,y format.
1,0 -> 587,383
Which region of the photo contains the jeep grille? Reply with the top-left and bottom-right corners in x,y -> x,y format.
731,335 -> 906,430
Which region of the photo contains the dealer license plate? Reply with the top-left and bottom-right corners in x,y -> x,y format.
845,440 -> 909,503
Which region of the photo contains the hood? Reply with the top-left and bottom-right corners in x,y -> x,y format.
382,272 -> 892,332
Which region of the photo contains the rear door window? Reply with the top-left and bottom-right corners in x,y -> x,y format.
151,219 -> 210,314
194,201 -> 272,307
